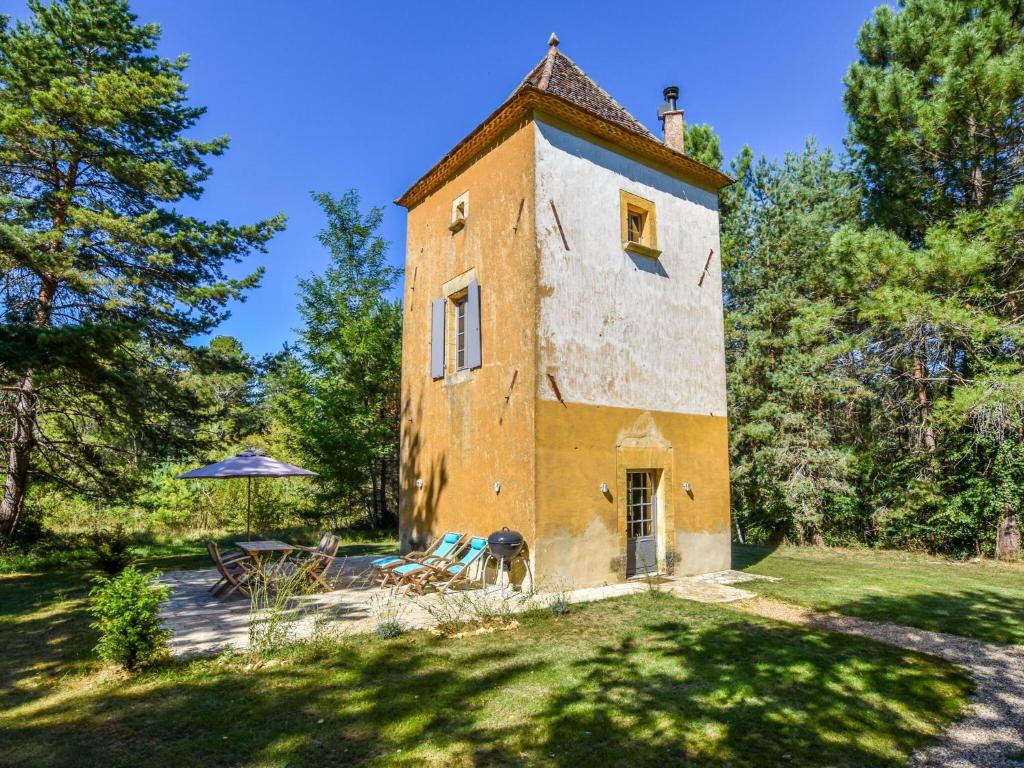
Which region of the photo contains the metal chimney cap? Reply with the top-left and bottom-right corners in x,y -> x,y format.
663,85 -> 680,109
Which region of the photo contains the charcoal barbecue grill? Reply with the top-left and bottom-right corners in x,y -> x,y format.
482,527 -> 533,592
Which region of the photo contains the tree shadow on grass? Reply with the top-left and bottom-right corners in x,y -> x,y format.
828,588 -> 1024,646
0,636 -> 545,768
0,570 -> 98,711
731,543 -> 777,570
1,594 -> 973,768
531,598 -> 969,768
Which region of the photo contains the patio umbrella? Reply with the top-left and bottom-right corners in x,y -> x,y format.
176,451 -> 318,540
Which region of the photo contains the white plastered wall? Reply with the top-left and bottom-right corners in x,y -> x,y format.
533,119 -> 727,417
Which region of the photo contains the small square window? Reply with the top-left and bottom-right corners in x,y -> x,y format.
620,190 -> 660,258
449,191 -> 469,233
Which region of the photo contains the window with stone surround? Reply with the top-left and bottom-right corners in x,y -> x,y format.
620,190 -> 660,258
449,191 -> 469,233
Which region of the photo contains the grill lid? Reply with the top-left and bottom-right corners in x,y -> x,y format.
487,527 -> 525,558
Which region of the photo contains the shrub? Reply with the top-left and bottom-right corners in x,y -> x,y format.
89,524 -> 136,574
549,592 -> 571,616
420,591 -> 472,636
375,620 -> 404,639
368,591 -> 408,640
89,567 -> 171,670
247,565 -> 309,659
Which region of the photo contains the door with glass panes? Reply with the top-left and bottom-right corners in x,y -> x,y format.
626,470 -> 657,576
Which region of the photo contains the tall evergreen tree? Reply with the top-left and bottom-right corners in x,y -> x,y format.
724,143 -> 865,543
271,190 -> 402,530
831,187 -> 1024,555
0,0 -> 284,543
842,0 -> 1024,555
845,0 -> 1024,241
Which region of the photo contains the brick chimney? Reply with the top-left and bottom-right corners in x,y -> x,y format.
658,85 -> 684,153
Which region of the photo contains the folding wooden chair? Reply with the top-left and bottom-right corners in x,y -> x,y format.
371,531 -> 465,587
206,540 -> 253,598
294,533 -> 342,592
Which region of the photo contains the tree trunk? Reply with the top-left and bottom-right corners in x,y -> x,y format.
368,465 -> 380,532
0,373 -> 37,543
0,277 -> 56,545
379,457 -> 389,527
995,504 -> 1020,561
912,355 -> 936,454
967,115 -> 985,207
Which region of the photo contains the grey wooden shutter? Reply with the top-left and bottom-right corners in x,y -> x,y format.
430,298 -> 445,379
466,279 -> 482,369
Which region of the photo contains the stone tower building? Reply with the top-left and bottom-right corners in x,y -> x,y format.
396,38 -> 733,587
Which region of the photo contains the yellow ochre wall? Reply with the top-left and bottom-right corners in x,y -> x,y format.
400,112 -> 731,588
399,118 -> 538,553
534,401 -> 731,587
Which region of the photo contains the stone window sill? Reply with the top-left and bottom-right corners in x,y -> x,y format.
443,368 -> 474,387
624,241 -> 662,259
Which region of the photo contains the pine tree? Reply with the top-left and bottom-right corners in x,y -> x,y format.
843,0 -> 1024,555
270,191 -> 402,530
724,142 -> 864,543
0,0 -> 284,543
845,0 -> 1024,241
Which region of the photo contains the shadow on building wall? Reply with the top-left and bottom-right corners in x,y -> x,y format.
400,388 -> 448,551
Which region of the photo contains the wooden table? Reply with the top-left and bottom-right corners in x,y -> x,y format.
235,540 -> 294,571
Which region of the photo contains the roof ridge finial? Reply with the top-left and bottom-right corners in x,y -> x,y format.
548,32 -> 559,49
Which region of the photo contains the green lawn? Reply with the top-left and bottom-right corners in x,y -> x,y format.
0,567 -> 970,768
734,544 -> 1024,645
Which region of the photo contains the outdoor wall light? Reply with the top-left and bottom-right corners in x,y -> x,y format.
493,481 -> 501,494
683,481 -> 692,493
415,478 -> 424,489
599,482 -> 609,494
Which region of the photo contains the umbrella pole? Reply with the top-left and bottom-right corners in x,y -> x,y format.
246,476 -> 252,541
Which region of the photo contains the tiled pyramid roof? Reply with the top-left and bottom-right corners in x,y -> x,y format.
395,40 -> 733,208
518,47 -> 657,140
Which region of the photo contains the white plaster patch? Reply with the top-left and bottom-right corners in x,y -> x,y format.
534,120 -> 728,417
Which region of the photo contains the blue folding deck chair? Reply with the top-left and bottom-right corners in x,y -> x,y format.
370,531 -> 464,586
392,536 -> 488,594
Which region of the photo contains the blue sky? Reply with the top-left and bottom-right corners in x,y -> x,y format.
3,0 -> 886,357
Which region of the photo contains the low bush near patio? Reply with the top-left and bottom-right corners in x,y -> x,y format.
88,524 -> 137,575
420,587 -> 530,636
89,567 -> 170,670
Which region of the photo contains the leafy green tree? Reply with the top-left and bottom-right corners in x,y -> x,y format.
270,190 -> 402,530
0,0 -> 284,543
